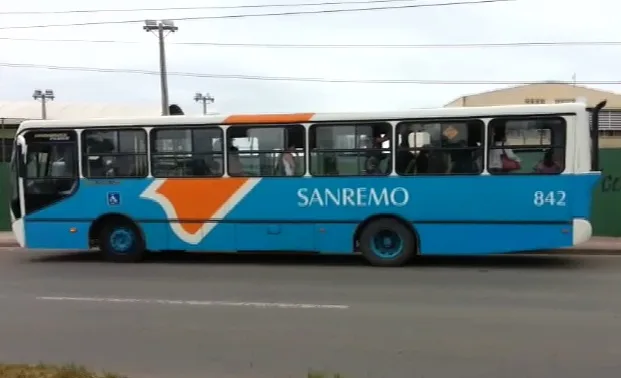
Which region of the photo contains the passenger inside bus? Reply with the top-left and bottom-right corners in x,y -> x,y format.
322,154 -> 339,175
414,146 -> 430,173
395,135 -> 415,174
533,148 -> 562,174
273,125 -> 304,176
227,144 -> 243,175
488,132 -> 521,173
275,144 -> 297,176
363,124 -> 391,175
83,133 -> 116,177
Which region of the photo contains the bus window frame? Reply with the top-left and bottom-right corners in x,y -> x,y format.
22,129 -> 79,181
81,127 -> 149,179
225,123 -> 306,178
308,121 -> 393,177
150,125 -> 225,179
486,115 -> 567,176
19,128 -> 80,216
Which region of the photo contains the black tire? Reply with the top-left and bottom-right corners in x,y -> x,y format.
99,220 -> 146,263
359,218 -> 416,267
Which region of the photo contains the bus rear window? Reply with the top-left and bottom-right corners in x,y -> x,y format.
487,117 -> 566,175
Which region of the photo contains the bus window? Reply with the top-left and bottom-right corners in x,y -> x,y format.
151,127 -> 223,177
309,122 -> 391,176
487,117 -> 566,175
82,129 -> 148,178
22,130 -> 79,215
226,125 -> 305,177
395,120 -> 483,175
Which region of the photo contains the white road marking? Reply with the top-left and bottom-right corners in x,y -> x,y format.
36,296 -> 350,310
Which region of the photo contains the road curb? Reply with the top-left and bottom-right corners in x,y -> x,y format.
554,248 -> 621,256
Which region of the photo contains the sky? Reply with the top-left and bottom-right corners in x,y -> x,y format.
0,0 -> 619,115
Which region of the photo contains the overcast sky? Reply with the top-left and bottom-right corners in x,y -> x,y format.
0,0 -> 618,115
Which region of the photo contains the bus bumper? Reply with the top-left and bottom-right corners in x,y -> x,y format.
10,210 -> 25,248
573,218 -> 592,246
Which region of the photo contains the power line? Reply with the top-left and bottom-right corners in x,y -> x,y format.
0,36 -> 618,49
0,61 -> 616,85
0,0 -> 420,15
0,0 -> 513,30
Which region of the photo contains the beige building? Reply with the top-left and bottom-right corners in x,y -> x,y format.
444,82 -> 621,144
444,82 -> 621,108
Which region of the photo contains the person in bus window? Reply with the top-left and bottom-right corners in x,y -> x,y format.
227,144 -> 243,175
279,144 -> 297,176
533,148 -> 561,174
414,145 -> 430,174
365,129 -> 390,174
396,136 -> 415,174
488,133 -> 521,173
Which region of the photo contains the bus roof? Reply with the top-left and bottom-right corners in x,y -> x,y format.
17,102 -> 588,131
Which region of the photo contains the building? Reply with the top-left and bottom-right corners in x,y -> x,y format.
443,82 -> 621,146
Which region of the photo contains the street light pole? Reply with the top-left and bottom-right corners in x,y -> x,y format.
194,92 -> 215,115
32,89 -> 55,120
144,19 -> 178,116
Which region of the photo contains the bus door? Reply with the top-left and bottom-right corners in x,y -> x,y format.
14,129 -> 79,223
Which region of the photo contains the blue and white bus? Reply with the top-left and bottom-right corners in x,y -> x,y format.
8,101 -> 607,266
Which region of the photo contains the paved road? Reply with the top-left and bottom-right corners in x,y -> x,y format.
0,248 -> 621,378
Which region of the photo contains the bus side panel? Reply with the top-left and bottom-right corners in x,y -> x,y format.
23,179 -> 168,250
568,172 -> 601,219
218,175 -> 597,254
25,221 -> 91,250
138,222 -> 169,252
224,176 -> 582,223
415,223 -> 572,255
21,174 -> 599,255
314,223 -> 358,254
235,224 -> 315,252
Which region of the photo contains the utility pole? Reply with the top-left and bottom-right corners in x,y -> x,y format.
194,92 -> 215,115
32,89 -> 55,120
144,19 -> 178,116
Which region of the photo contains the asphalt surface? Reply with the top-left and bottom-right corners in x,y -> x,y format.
0,248 -> 621,378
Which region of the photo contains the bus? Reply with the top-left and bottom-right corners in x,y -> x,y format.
8,101 -> 607,267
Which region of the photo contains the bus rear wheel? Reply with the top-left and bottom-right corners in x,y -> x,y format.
99,220 -> 146,263
359,218 -> 416,267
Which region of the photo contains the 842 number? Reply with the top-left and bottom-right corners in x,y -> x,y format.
533,190 -> 566,207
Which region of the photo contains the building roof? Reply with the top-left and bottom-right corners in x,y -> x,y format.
0,101 -> 163,123
444,82 -> 621,109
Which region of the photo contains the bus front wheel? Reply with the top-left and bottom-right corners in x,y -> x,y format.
99,220 -> 146,263
359,218 -> 416,267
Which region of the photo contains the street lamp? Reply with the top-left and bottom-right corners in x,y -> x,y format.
194,92 -> 215,115
32,89 -> 55,120
144,19 -> 178,116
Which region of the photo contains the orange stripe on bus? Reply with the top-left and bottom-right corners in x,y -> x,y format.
223,113 -> 315,125
155,178 -> 249,235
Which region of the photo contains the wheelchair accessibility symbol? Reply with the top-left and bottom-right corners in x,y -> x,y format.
107,192 -> 121,206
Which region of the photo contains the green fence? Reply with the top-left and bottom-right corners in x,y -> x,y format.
592,149 -> 621,236
0,163 -> 9,231
1,154 -> 621,236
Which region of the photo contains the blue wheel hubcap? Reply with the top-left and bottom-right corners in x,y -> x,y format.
109,228 -> 134,254
370,229 -> 404,259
